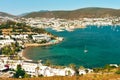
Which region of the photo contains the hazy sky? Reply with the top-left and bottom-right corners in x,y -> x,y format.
0,0 -> 120,15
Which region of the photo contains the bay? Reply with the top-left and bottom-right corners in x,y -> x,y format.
24,25 -> 120,68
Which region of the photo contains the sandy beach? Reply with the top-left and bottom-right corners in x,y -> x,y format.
18,49 -> 32,61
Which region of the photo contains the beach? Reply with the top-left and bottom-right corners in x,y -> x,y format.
18,49 -> 32,61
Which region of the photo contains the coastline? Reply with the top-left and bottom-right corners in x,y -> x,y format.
24,37 -> 63,47
18,49 -> 33,61
19,37 -> 64,61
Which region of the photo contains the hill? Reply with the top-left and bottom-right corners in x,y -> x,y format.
1,74 -> 120,80
23,7 -> 120,19
0,12 -> 15,17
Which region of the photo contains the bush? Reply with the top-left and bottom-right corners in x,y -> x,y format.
115,70 -> 120,74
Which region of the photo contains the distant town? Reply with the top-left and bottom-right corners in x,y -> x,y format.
1,16 -> 120,32
0,16 -> 120,78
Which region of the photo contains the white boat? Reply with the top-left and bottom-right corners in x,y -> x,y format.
84,46 -> 88,53
84,49 -> 88,53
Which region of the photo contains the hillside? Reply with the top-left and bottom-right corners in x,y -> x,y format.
23,7 -> 120,19
0,12 -> 15,17
1,74 -> 120,80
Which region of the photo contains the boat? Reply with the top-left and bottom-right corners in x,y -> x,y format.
84,49 -> 88,53
84,45 -> 88,53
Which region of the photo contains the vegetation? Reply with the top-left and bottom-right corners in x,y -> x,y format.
1,42 -> 21,56
14,65 -> 26,78
45,59 -> 52,66
0,30 -> 2,34
1,74 -> 120,80
0,20 -> 48,35
69,64 -> 79,75
115,67 -> 120,74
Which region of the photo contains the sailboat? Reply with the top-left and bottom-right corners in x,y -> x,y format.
84,46 -> 88,53
84,49 -> 88,53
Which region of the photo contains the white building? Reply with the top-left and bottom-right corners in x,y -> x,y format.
21,62 -> 38,76
79,68 -> 93,75
11,34 -> 28,40
38,66 -> 75,77
0,35 -> 11,39
0,39 -> 15,46
79,69 -> 86,75
109,64 -> 119,68
32,34 -> 51,42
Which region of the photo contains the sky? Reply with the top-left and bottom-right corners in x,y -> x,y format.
0,0 -> 120,15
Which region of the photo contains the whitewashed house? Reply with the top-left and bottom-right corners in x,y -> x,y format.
79,69 -> 86,75
0,39 -> 15,46
109,64 -> 119,68
0,35 -> 11,40
79,68 -> 93,75
11,34 -> 28,40
38,66 -> 75,77
21,62 -> 38,76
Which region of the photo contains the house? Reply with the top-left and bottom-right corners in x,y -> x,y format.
79,68 -> 93,75
0,39 -> 15,46
79,69 -> 86,75
38,66 -> 75,77
11,34 -> 28,40
21,62 -> 38,76
0,64 -> 9,72
0,35 -> 11,39
109,64 -> 119,68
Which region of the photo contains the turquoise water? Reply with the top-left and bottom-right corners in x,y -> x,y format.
24,25 -> 120,68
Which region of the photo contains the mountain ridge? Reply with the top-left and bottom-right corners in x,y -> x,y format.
1,7 -> 120,19
0,12 -> 15,17
22,7 -> 120,19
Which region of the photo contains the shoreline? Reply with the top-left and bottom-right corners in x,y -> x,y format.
18,49 -> 33,61
24,37 -> 63,47
19,37 -> 64,61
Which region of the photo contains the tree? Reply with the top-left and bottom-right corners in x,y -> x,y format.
69,63 -> 79,75
35,67 -> 40,77
104,64 -> 112,72
45,60 -> 51,66
14,64 -> 25,78
0,30 -> 2,35
24,73 -> 30,78
115,70 -> 120,74
69,63 -> 76,70
79,66 -> 85,70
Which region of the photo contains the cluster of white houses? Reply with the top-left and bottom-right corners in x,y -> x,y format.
0,57 -> 93,77
20,17 -> 120,32
0,57 -> 119,78
1,16 -> 120,32
0,34 -> 52,49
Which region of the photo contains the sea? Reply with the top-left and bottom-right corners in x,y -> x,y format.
23,25 -> 120,68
